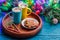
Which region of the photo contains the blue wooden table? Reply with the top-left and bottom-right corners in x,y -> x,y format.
0,13 -> 60,40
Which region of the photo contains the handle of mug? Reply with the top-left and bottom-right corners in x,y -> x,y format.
27,8 -> 32,15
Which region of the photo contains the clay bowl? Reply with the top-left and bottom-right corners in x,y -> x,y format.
21,18 -> 40,30
2,12 -> 42,38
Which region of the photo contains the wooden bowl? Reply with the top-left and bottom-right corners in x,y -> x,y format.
2,12 -> 42,38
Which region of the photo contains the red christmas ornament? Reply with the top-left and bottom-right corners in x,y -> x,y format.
36,10 -> 40,15
4,1 -> 7,5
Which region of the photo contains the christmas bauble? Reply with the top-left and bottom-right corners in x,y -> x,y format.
52,18 -> 58,24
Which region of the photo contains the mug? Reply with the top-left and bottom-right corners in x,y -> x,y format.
9,7 -> 22,24
22,4 -> 32,19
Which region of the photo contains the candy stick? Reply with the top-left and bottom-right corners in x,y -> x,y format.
12,23 -> 20,32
